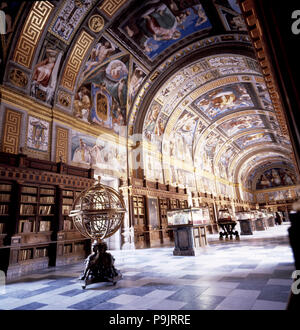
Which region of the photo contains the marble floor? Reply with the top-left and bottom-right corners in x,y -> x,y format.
0,223 -> 295,310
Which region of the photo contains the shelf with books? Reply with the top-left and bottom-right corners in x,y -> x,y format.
18,218 -> 36,234
60,188 -> 82,232
0,182 -> 13,245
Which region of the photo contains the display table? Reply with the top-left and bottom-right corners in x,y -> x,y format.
168,224 -> 208,256
238,219 -> 253,235
267,216 -> 275,227
254,217 -> 267,231
218,221 -> 239,240
166,207 -> 210,256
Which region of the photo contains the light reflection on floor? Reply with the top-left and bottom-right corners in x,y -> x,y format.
0,223 -> 294,310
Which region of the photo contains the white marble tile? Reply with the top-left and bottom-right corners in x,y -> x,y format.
201,287 -> 233,297
108,294 -> 140,305
148,298 -> 186,310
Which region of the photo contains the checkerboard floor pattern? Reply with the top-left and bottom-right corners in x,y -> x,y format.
0,223 -> 295,310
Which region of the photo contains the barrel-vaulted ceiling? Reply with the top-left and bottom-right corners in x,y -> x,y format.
0,0 -> 297,192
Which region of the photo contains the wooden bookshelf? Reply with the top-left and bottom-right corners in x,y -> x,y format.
132,195 -> 149,248
0,151 -> 94,281
0,182 -> 13,246
55,187 -> 89,266
159,197 -> 173,244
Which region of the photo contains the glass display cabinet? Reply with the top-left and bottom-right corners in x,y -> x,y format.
235,211 -> 254,235
166,208 -> 209,256
217,209 -> 239,240
254,210 -> 267,231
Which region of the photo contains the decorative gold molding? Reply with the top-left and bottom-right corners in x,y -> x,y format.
99,0 -> 127,18
12,1 -> 54,68
55,126 -> 69,162
88,15 -> 105,33
61,30 -> 94,91
239,0 -> 288,136
1,108 -> 22,154
0,86 -> 127,145
190,76 -> 239,101
0,86 -> 51,120
254,185 -> 297,194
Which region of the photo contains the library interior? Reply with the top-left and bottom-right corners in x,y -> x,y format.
0,0 -> 299,311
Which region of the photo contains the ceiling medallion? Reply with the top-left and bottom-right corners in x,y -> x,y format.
88,15 -> 104,33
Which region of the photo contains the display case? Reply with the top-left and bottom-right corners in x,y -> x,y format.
253,210 -> 267,231
167,207 -> 210,226
167,208 -> 208,256
235,211 -> 254,235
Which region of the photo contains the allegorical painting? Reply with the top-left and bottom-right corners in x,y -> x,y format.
168,110 -> 198,162
235,132 -> 273,149
218,146 -> 237,179
256,168 -> 296,190
71,131 -> 126,174
27,116 -> 49,152
143,101 -> 163,142
49,0 -> 95,43
81,36 -> 120,82
128,62 -> 147,108
194,83 -> 253,120
255,82 -> 273,111
31,47 -> 63,105
214,0 -> 247,31
121,0 -> 211,60
219,114 -> 265,136
75,54 -> 129,134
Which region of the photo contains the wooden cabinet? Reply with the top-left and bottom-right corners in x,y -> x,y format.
159,198 -> 173,244
132,195 -> 150,248
0,152 -> 94,281
0,182 -> 13,246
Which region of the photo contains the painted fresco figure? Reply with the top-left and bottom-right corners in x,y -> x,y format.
128,67 -> 145,106
31,48 -> 62,104
32,49 -> 57,87
74,86 -> 91,121
124,1 -> 181,52
84,41 -> 116,76
0,2 -> 12,34
73,139 -> 91,164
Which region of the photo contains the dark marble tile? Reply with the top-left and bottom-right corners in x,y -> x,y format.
142,283 -> 180,291
168,286 -> 208,302
257,285 -> 291,302
179,275 -> 202,280
92,302 -> 122,310
272,269 -> 294,279
69,291 -> 120,310
13,302 -> 47,310
124,286 -> 156,297
238,264 -> 258,269
59,289 -> 84,297
219,276 -> 244,283
236,281 -> 268,291
246,273 -> 272,280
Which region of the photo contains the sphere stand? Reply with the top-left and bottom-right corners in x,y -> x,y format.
79,240 -> 122,289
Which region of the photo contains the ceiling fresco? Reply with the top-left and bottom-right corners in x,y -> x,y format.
1,0 -> 297,195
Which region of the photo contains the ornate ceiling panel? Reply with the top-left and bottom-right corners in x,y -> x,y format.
0,0 -> 297,194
